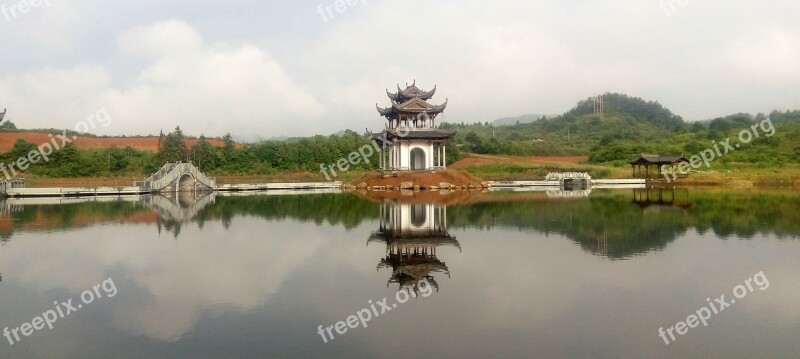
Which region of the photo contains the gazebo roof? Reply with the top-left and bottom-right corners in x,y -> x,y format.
629,153 -> 689,165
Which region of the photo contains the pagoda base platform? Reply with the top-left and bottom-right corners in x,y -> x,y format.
347,169 -> 488,191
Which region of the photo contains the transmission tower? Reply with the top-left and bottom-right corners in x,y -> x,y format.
592,94 -> 604,120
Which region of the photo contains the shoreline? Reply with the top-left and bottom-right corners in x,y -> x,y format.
9,154 -> 799,189
13,174 -> 798,189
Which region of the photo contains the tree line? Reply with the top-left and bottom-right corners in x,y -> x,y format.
0,127 -> 399,178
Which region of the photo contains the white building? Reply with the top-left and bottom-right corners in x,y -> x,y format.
374,81 -> 457,171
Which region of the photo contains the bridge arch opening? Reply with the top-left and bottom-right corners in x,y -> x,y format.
178,173 -> 196,192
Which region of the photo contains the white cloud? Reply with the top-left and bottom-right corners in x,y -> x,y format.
1,1 -> 800,137
724,27 -> 800,82
4,217 -> 328,342
0,20 -> 324,138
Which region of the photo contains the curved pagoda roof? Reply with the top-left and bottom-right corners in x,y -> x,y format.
387,80 -> 437,102
368,231 -> 461,251
371,128 -> 457,142
377,81 -> 447,120
376,97 -> 448,119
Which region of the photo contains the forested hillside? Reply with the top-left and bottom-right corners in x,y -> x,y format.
1,92 -> 798,179
442,93 -> 800,166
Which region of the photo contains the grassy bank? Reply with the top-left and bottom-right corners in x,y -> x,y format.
16,155 -> 800,188
454,157 -> 800,186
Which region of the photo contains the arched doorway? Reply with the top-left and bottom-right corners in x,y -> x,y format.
410,148 -> 426,170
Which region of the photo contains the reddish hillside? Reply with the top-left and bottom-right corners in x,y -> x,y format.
450,154 -> 588,168
0,132 -> 231,152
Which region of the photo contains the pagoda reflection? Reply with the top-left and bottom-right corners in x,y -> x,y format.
368,202 -> 460,292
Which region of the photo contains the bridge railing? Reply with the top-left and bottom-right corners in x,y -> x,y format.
133,162 -> 217,191
0,179 -> 26,196
546,172 -> 592,182
135,162 -> 178,190
140,162 -> 216,192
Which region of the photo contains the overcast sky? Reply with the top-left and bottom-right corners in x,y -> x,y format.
0,0 -> 798,139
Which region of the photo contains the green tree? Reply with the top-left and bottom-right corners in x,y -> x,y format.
465,131 -> 483,152
191,135 -> 214,170
158,126 -> 189,163
9,139 -> 37,160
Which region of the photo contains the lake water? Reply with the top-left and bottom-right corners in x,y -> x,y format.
0,188 -> 799,358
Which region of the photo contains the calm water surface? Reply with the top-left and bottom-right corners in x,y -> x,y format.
1,188 -> 799,358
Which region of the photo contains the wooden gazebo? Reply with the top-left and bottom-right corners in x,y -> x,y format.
629,154 -> 689,179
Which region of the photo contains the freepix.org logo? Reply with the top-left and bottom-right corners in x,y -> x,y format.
662,117 -> 776,182
1,0 -> 51,22
3,277 -> 118,346
0,108 -> 111,180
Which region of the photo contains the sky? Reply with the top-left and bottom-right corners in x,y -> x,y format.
0,0 -> 798,140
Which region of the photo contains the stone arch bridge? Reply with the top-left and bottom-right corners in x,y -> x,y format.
134,162 -> 216,193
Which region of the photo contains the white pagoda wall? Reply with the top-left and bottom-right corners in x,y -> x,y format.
387,203 -> 442,235
391,140 -> 436,170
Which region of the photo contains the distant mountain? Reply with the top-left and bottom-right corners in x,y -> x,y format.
492,114 -> 554,126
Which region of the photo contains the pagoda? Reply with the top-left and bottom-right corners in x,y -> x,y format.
374,81 -> 456,171
368,202 -> 461,291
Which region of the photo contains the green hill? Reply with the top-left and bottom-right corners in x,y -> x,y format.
442,93 -> 800,167
1,92 -> 798,180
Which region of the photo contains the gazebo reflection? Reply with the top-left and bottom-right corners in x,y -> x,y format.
633,187 -> 692,211
368,203 -> 460,292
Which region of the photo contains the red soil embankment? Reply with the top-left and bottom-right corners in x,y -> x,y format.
449,154 -> 588,168
0,132 -> 230,152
